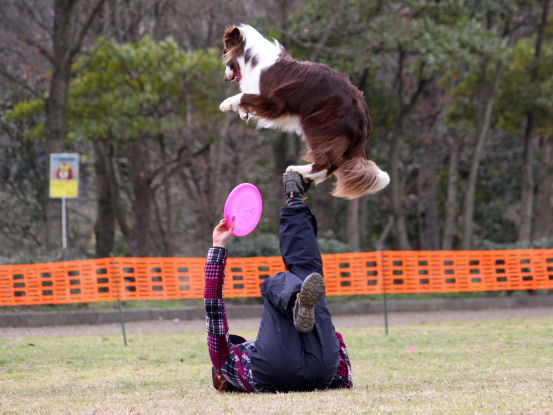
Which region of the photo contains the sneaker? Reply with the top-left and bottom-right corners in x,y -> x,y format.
283,172 -> 313,199
293,272 -> 325,333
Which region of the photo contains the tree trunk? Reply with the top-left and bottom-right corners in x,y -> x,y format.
389,130 -> 411,250
271,133 -> 296,218
462,63 -> 503,250
44,0 -> 80,250
347,198 -> 360,251
388,52 -> 430,250
44,0 -> 106,250
129,141 -> 151,257
103,142 -> 131,244
358,196 -> 368,250
518,114 -> 535,243
161,173 -> 173,256
376,216 -> 394,251
416,143 -> 440,250
518,0 -> 550,243
388,49 -> 412,250
442,134 -> 461,250
155,134 -> 174,257
93,141 -> 115,258
533,136 -> 553,240
311,181 -> 336,233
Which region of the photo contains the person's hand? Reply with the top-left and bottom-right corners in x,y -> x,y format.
212,218 -> 235,248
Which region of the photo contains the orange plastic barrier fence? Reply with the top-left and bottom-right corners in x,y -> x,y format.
1,250 -> 553,306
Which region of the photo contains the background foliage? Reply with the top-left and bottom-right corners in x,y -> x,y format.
0,0 -> 552,262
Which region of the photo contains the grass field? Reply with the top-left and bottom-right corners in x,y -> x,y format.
1,318 -> 552,414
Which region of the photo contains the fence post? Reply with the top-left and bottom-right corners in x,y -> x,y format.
378,250 -> 389,335
118,299 -> 127,346
383,291 -> 389,336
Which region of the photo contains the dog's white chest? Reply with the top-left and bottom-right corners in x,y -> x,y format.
256,114 -> 303,136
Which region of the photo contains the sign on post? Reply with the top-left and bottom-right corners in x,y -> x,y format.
49,153 -> 79,198
49,153 -> 79,249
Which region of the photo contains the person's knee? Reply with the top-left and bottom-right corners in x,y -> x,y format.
286,262 -> 323,280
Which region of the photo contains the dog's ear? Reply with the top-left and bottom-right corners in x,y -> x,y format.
224,26 -> 242,51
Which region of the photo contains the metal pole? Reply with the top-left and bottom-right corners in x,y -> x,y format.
118,299 -> 127,346
383,291 -> 389,336
61,197 -> 67,249
378,250 -> 389,335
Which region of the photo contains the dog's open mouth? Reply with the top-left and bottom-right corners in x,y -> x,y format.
226,63 -> 242,83
234,70 -> 242,83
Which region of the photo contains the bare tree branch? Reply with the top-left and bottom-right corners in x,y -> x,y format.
68,0 -> 107,59
0,66 -> 42,98
0,15 -> 54,63
21,0 -> 53,37
307,0 -> 345,61
376,216 -> 394,251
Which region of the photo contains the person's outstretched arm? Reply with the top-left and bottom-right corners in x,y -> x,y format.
204,219 -> 234,370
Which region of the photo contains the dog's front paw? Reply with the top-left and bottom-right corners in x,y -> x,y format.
286,164 -> 328,184
219,93 -> 243,113
219,97 -> 235,112
286,164 -> 311,175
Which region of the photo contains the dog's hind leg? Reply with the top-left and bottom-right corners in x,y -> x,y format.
286,163 -> 328,184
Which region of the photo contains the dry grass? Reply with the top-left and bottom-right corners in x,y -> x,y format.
1,318 -> 553,414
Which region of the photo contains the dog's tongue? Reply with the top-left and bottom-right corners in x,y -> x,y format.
235,70 -> 242,83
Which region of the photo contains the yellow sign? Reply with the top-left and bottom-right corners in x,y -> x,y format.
49,153 -> 79,198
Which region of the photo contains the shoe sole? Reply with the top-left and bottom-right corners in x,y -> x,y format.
294,273 -> 325,333
283,172 -> 304,195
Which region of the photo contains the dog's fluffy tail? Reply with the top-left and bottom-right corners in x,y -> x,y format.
332,157 -> 390,199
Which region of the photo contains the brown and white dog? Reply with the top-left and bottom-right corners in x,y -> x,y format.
220,24 -> 390,199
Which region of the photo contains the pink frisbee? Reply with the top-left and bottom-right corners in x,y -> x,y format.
224,183 -> 263,237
